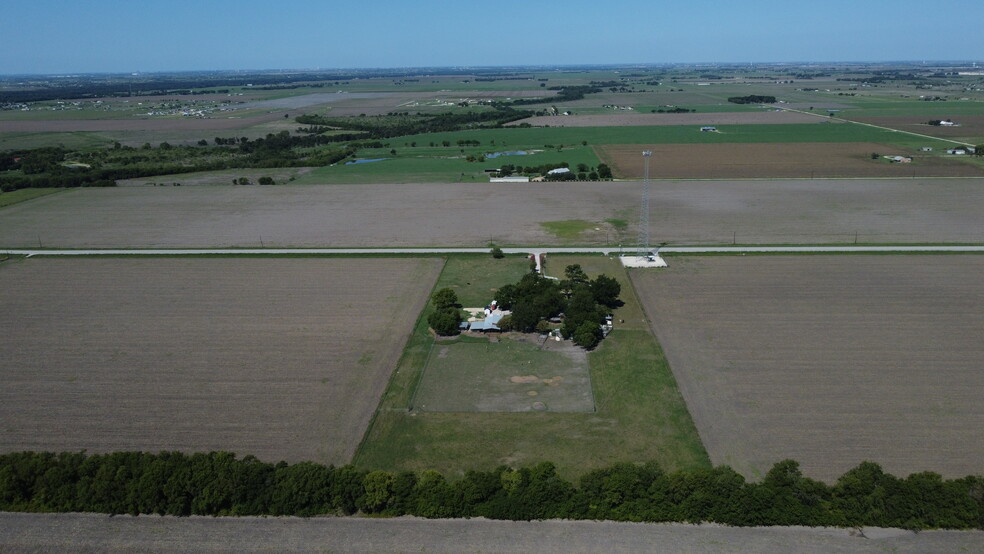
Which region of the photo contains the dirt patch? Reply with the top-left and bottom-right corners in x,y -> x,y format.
512,111 -> 821,127
847,115 -> 984,140
632,256 -> 984,482
597,142 -> 983,179
3,513 -> 982,554
0,257 -> 442,465
0,111 -> 298,132
117,168 -> 315,186
510,375 -> 541,384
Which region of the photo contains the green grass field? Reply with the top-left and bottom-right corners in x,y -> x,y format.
294,144 -> 602,184
0,131 -> 115,151
354,254 -> 710,479
0,188 -> 64,208
389,122 -> 931,149
412,339 -> 595,413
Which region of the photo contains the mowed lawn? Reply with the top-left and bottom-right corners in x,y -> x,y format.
355,254 -> 709,479
633,255 -> 984,482
0,257 -> 442,465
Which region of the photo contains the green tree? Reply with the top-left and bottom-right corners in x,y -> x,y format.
597,164 -> 612,179
428,308 -> 462,336
258,176 -> 275,185
431,288 -> 459,310
491,245 -> 504,259
564,264 -> 588,285
359,470 -> 395,514
591,275 -> 622,308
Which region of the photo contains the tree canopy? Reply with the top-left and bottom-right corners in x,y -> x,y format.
1,451 -> 981,529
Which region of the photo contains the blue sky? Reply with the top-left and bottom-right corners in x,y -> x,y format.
2,0 -> 981,74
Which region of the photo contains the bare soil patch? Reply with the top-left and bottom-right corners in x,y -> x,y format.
5,179 -> 984,247
116,167 -> 315,187
0,112 -> 299,132
512,111 -> 821,127
0,257 -> 442,464
2,513 -> 981,554
632,256 -> 984,482
598,142 -> 984,179
848,115 -> 984,140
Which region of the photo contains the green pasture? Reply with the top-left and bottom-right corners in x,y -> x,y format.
412,339 -> 595,413
354,254 -> 709,479
295,144 -> 602,184
0,108 -> 141,121
395,122 -> 943,149
0,188 -> 64,208
842,98 -> 984,117
0,131 -> 114,151
435,255 -> 531,307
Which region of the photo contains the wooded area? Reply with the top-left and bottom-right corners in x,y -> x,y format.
1,451 -> 981,529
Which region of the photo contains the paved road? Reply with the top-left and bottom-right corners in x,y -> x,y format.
5,245 -> 984,257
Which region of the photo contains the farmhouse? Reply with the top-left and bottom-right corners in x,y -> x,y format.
468,310 -> 508,332
490,176 -> 531,182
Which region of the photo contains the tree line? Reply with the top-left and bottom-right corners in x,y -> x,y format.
727,95 -> 777,104
507,86 -> 602,106
0,451 -> 981,529
0,134 -> 355,192
295,108 -> 532,139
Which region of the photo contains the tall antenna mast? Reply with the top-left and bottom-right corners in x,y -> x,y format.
637,151 -> 652,257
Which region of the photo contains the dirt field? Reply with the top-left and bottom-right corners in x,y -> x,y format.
513,111 -> 822,127
598,143 -> 984,179
2,513 -> 981,554
116,167 -> 315,186
848,115 -> 984,140
632,256 -> 984,482
0,112 -> 302,132
4,179 -> 984,247
0,257 -> 441,464
412,337 -> 594,413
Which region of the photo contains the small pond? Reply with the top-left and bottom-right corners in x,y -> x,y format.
344,158 -> 389,165
484,151 -> 528,159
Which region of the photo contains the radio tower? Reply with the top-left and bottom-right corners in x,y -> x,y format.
637,151 -> 652,258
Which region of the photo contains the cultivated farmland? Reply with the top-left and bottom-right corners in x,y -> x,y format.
632,255 -> 984,482
5,179 -> 984,248
2,513 -> 983,554
598,143 -> 984,179
0,257 -> 442,464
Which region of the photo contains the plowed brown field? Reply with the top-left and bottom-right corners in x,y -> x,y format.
847,115 -> 984,140
632,256 -> 984,482
598,142 -> 984,179
0,257 -> 442,464
5,179 -> 984,247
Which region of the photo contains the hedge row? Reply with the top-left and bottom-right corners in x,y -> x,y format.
1,451 -> 982,529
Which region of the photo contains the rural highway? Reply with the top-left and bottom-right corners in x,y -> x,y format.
5,245 -> 984,257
